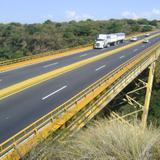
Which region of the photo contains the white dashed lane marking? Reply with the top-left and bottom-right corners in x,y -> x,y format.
43,62 -> 59,68
42,85 -> 67,100
79,54 -> 88,57
95,65 -> 106,71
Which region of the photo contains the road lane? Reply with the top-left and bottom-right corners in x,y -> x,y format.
0,35 -> 159,143
0,32 -> 159,89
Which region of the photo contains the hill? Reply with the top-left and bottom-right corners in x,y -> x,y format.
0,19 -> 159,60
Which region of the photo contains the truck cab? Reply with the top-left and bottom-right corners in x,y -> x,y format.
94,34 -> 108,49
94,39 -> 106,49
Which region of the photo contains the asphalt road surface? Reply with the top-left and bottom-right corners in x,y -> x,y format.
0,31 -> 159,89
0,34 -> 159,144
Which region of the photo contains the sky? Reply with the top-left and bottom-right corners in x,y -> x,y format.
0,0 -> 160,23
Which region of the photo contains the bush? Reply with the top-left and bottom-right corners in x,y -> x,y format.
0,19 -> 156,60
141,25 -> 152,32
27,119 -> 160,160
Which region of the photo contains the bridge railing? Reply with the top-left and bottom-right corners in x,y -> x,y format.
0,42 -> 160,158
0,31 -> 157,67
0,43 -> 92,66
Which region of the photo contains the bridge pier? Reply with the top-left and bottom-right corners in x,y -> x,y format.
141,62 -> 156,129
116,61 -> 157,129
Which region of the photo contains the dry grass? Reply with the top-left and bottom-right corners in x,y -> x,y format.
26,119 -> 160,160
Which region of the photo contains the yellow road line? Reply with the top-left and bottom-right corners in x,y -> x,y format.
1,43 -> 159,160
0,31 -> 156,72
0,46 -> 92,72
0,33 -> 159,100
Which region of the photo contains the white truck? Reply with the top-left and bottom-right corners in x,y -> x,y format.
94,33 -> 125,49
116,33 -> 125,43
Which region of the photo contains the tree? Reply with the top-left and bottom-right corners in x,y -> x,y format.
149,20 -> 158,26
0,19 -> 156,60
141,25 -> 152,32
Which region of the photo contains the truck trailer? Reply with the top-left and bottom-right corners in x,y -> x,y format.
93,32 -> 125,49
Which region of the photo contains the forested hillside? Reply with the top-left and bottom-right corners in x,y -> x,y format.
0,19 -> 159,60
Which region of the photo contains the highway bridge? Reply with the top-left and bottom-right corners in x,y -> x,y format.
0,31 -> 160,159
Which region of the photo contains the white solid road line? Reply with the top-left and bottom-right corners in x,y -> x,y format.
0,79 -> 2,82
79,53 -> 88,57
42,85 -> 67,100
95,65 -> 106,71
43,62 -> 58,68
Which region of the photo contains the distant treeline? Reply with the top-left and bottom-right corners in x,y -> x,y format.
0,18 -> 159,60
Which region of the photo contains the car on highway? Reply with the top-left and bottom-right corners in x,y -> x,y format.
143,39 -> 149,43
130,36 -> 138,42
145,33 -> 150,37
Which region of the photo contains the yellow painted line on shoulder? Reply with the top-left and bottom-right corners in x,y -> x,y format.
0,31 -> 157,72
0,46 -> 92,72
1,43 -> 159,157
0,33 -> 159,100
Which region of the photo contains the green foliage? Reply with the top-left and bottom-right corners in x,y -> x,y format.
155,60 -> 160,84
149,90 -> 160,125
141,25 -> 153,32
148,61 -> 160,126
137,18 -> 149,25
149,20 -> 158,26
0,19 -> 157,60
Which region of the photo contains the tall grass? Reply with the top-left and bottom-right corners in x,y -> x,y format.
26,119 -> 160,160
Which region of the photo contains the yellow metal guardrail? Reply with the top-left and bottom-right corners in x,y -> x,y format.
0,43 -> 92,66
1,42 -> 160,160
0,30 -> 157,68
1,33 -> 159,100
60,52 -> 157,138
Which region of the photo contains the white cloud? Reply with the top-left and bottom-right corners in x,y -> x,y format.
152,8 -> 160,15
41,14 -> 54,20
121,8 -> 160,20
122,11 -> 139,19
65,10 -> 94,21
66,10 -> 77,18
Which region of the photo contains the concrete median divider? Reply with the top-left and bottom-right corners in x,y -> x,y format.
0,33 -> 159,100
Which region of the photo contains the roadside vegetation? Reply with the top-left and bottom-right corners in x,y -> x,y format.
148,59 -> 160,126
0,18 -> 159,60
26,119 -> 160,160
